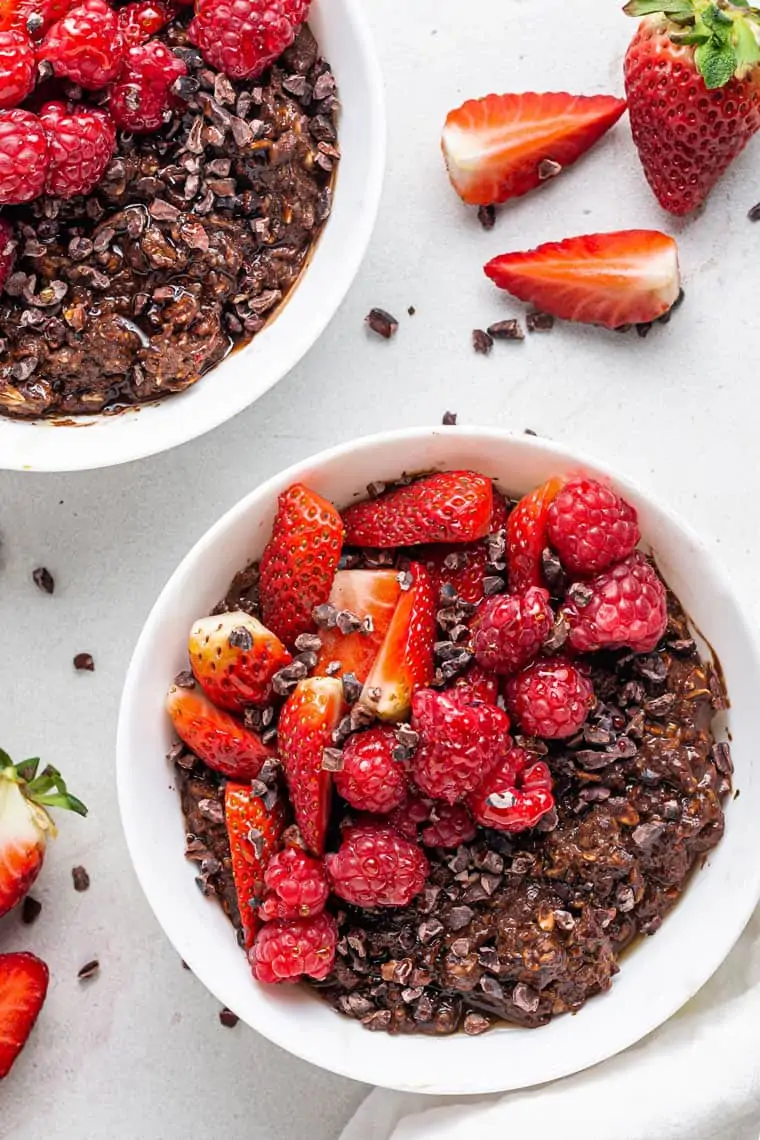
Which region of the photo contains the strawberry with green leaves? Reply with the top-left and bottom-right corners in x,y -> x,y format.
188,610 -> 292,711
225,782 -> 285,950
624,0 -> 760,215
0,953 -> 49,1079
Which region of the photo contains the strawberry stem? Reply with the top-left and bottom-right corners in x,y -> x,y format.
0,753 -> 88,817
624,0 -> 760,87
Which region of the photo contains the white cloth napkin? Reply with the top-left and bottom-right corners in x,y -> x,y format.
341,908 -> 760,1140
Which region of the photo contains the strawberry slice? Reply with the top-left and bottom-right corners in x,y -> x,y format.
0,953 -> 49,1079
0,752 -> 87,919
442,91 -> 627,206
166,683 -> 275,779
343,472 -> 494,548
259,483 -> 344,648
278,677 -> 344,855
188,610 -> 292,712
315,569 -> 401,684
225,782 -> 285,950
507,477 -> 565,594
360,562 -> 436,722
422,543 -> 488,605
485,230 -> 681,330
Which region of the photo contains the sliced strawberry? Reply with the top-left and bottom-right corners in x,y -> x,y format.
277,677 -> 344,855
489,490 -> 511,533
224,782 -> 285,950
0,752 -> 86,919
0,953 -> 49,1079
188,610 -> 292,712
485,230 -> 681,330
165,683 -> 275,779
343,472 -> 494,548
442,91 -> 627,207
422,543 -> 488,605
360,562 -> 436,722
315,569 -> 401,684
259,482 -> 344,648
507,477 -> 565,593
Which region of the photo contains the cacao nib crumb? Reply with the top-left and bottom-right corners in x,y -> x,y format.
407,305 -> 416,316
219,1008 -> 239,1027
366,308 -> 398,339
72,865 -> 90,892
21,896 -> 42,924
526,311 -> 555,332
32,567 -> 55,594
538,158 -> 562,180
73,653 -> 95,672
173,670 -> 195,689
477,204 -> 495,230
487,319 -> 524,341
748,202 -> 760,222
472,329 -> 493,355
78,959 -> 100,981
442,411 -> 457,425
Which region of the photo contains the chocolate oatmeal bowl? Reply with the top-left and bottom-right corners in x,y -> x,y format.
116,427 -> 760,1094
0,0 -> 384,471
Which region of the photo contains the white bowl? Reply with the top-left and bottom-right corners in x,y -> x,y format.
117,426 -> 760,1095
0,0 -> 385,473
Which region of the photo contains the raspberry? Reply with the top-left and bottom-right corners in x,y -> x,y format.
561,552 -> 667,655
452,664 -> 499,705
258,846 -> 328,922
0,29 -> 35,110
472,587 -> 553,675
251,911 -> 337,983
40,0 -> 123,89
326,824 -> 429,908
505,657 -> 594,739
468,748 -> 554,832
117,0 -> 175,47
411,688 -> 512,804
108,41 -> 186,133
334,726 -> 407,815
0,109 -> 49,204
189,0 -> 308,81
39,101 -> 115,198
547,477 -> 640,576
0,218 -> 15,292
387,793 -> 432,840
420,802 -> 476,848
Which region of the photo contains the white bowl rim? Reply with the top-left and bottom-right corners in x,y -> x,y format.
117,425 -> 760,1094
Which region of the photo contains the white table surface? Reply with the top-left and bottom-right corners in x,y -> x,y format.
2,1 -> 759,1136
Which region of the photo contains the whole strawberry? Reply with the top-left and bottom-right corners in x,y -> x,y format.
624,1 -> 760,215
189,0 -> 309,81
188,610 -> 292,712
40,0 -> 124,89
326,823 -> 429,908
0,108 -> 49,205
0,28 -> 35,110
39,101 -> 115,199
411,688 -> 512,804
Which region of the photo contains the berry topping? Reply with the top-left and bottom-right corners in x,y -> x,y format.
343,472 -> 494,548
420,801 -> 477,848
189,0 -> 309,82
0,28 -> 35,111
188,610 -> 292,712
39,101 -> 115,199
387,793 -> 433,841
108,40 -> 186,133
422,542 -> 489,605
411,688 -> 512,804
117,0 -> 175,47
315,569 -> 401,684
326,823 -> 429,909
251,911 -> 337,984
0,953 -> 49,1079
334,725 -> 407,815
277,677 -> 344,855
472,586 -> 553,675
468,747 -> 554,832
225,781 -> 285,949
505,658 -> 595,739
0,0 -> 76,37
259,846 -> 328,922
165,682 -> 275,779
546,476 -> 640,575
0,108 -> 49,205
0,218 -> 16,293
561,551 -> 668,655
40,0 -> 123,89
452,663 -> 500,705
507,477 -> 564,593
259,482 -> 344,648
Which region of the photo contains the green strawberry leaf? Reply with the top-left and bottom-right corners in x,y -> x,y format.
734,16 -> 760,68
701,2 -> 733,28
0,748 -> 13,770
623,0 -> 694,15
695,35 -> 739,85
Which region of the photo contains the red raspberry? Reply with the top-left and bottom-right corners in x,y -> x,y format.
258,846 -> 328,922
251,911 -> 337,983
472,587 -> 553,675
117,0 -> 175,47
452,664 -> 499,705
189,0 -> 309,81
420,802 -> 476,848
387,793 -> 432,840
326,824 -> 429,908
468,747 -> 554,832
411,688 -> 512,804
108,41 -> 186,133
334,726 -> 407,815
505,657 -> 594,739
41,0 -> 123,89
547,477 -> 640,576
561,552 -> 667,655
39,101 -> 115,198
0,109 -> 49,204
0,29 -> 35,110
0,218 -> 15,292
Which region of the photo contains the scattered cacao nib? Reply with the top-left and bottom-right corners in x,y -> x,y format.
366,308 -> 398,339
78,959 -> 100,981
441,411 -> 457,426
32,567 -> 54,594
173,670 -> 195,689
21,896 -> 42,924
72,865 -> 90,892
526,311 -> 555,332
487,319 -> 524,341
219,1008 -> 239,1027
472,329 -> 493,355
321,747 -> 344,772
477,204 -> 495,230
407,305 -> 416,316
73,653 -> 95,672
538,158 -> 562,180
748,202 -> 760,222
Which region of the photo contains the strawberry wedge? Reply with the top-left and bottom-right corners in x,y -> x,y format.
442,91 -> 627,206
278,677 -> 344,856
485,230 -> 681,330
316,569 -> 401,684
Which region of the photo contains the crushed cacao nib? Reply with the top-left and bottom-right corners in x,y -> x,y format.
366,308 -> 399,340
472,329 -> 493,355
441,411 -> 457,426
177,768 -> 243,936
219,1008 -> 239,1028
487,319 -> 525,341
78,959 -> 100,981
749,202 -> 760,222
21,896 -> 42,924
32,567 -> 55,595
477,204 -> 495,230
0,22 -> 338,419
72,865 -> 90,892
526,311 -> 555,333
73,653 -> 95,672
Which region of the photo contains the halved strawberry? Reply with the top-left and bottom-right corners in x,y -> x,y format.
277,677 -> 344,855
421,543 -> 488,605
442,91 -> 627,206
166,683 -> 275,779
485,230 -> 681,330
507,477 -> 565,593
360,562 -> 436,722
343,472 -> 494,548
0,752 -> 86,919
259,482 -> 344,648
0,953 -> 49,1079
225,782 -> 285,950
188,610 -> 292,711
315,570 -> 401,684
